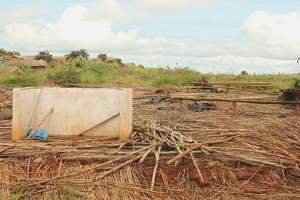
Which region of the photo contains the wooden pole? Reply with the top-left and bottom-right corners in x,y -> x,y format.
27,108 -> 54,139
192,81 -> 272,86
78,112 -> 120,136
188,86 -> 278,95
151,146 -> 161,190
172,97 -> 300,105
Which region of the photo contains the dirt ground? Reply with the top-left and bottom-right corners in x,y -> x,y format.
0,83 -> 300,199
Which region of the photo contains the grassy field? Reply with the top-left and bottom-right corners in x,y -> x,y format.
0,60 -> 299,89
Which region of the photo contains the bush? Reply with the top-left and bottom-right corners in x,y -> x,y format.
240,70 -> 248,75
293,79 -> 300,88
65,49 -> 89,60
0,72 -> 39,87
97,53 -> 107,61
116,58 -> 122,63
47,66 -> 81,84
35,50 -> 53,63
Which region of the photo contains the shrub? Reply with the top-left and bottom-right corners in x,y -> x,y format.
116,58 -> 122,63
0,72 -> 39,87
240,70 -> 248,75
293,79 -> 300,88
47,66 -> 81,84
35,50 -> 53,63
97,53 -> 107,61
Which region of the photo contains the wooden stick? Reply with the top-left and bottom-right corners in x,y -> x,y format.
151,146 -> 161,190
190,152 -> 204,183
27,108 -> 54,139
0,145 -> 15,154
238,165 -> 263,189
16,143 -> 156,190
96,153 -> 144,180
78,112 -> 120,136
139,147 -> 154,163
27,88 -> 44,131
166,134 -> 243,165
192,81 -> 271,86
171,97 -> 300,105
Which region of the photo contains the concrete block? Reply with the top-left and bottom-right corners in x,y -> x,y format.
12,87 -> 132,141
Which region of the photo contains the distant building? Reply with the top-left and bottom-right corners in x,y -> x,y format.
2,56 -> 48,70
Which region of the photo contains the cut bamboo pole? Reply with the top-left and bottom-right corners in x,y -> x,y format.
190,152 -> 205,184
15,143 -> 156,191
151,146 -> 161,190
192,81 -> 272,86
167,134 -> 243,165
78,112 -> 120,136
27,108 -> 54,139
172,96 -> 300,105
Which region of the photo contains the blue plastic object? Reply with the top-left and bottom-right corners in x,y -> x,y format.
26,128 -> 48,141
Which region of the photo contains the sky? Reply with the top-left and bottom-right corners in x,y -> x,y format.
0,0 -> 300,74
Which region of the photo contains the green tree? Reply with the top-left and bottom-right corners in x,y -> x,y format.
116,58 -> 122,63
0,48 -> 20,56
240,70 -> 248,75
35,50 -> 53,63
97,53 -> 107,61
65,49 -> 89,60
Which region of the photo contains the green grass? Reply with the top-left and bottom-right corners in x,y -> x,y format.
0,60 -> 299,89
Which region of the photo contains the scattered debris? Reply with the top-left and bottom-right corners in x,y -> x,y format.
155,88 -> 165,93
281,88 -> 300,101
145,96 -> 168,104
0,84 -> 300,199
187,102 -> 217,112
277,114 -> 287,118
157,106 -> 168,110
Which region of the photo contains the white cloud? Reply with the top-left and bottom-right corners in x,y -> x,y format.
0,7 -> 43,26
1,1 -> 299,74
83,0 -> 128,21
133,0 -> 216,14
2,1 -> 181,54
242,11 -> 300,60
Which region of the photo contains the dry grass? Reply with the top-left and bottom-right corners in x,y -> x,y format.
0,84 -> 300,199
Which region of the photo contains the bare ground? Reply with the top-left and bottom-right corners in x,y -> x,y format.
0,83 -> 300,199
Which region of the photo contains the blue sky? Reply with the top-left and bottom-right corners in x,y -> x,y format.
1,0 -> 300,74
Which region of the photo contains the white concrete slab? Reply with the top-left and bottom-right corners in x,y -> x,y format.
12,87 -> 132,141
